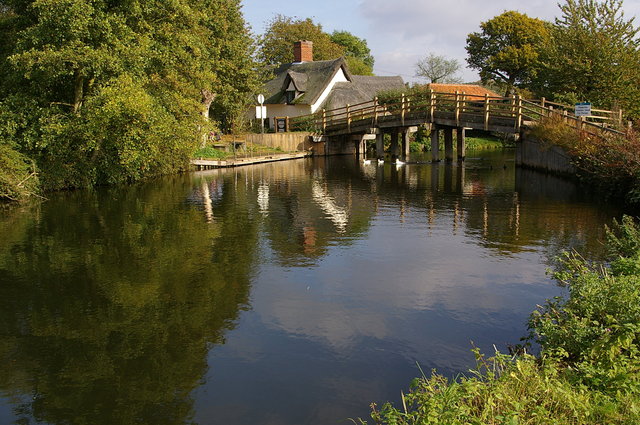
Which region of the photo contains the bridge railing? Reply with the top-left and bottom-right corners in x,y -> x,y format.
288,91 -> 623,135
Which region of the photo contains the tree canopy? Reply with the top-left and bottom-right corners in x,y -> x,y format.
415,53 -> 462,83
535,0 -> 640,116
258,15 -> 375,75
0,0 -> 257,198
466,11 -> 550,94
259,15 -> 344,66
330,30 -> 374,75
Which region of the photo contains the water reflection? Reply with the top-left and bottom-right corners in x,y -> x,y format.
0,181 -> 257,424
0,151 -> 621,425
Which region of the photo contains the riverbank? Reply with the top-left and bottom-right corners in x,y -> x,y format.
527,117 -> 640,207
362,216 -> 640,425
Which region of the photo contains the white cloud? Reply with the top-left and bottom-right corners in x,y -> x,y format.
243,0 -> 640,82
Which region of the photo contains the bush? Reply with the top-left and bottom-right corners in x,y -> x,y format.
363,216 -> 640,424
529,116 -> 640,205
0,142 -> 39,202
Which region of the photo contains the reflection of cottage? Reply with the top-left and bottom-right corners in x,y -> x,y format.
253,41 -> 405,131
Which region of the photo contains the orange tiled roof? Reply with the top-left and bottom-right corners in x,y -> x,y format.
427,83 -> 501,98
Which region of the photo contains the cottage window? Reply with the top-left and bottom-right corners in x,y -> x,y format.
285,90 -> 296,104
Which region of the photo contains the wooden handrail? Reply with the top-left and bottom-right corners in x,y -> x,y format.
289,91 -> 622,137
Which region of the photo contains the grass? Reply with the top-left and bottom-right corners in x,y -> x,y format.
465,134 -> 512,150
192,146 -> 229,160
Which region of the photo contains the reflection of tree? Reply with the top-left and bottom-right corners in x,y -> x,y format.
0,175 -> 258,425
360,153 -> 616,259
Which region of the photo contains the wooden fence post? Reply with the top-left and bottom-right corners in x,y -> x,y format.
619,109 -> 624,127
429,90 -> 435,122
322,108 -> 326,133
455,91 -> 460,127
373,96 -> 379,126
484,93 -> 490,131
346,104 -> 351,133
401,93 -> 406,126
516,95 -> 522,131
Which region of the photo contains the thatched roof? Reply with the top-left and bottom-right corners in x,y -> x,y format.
325,75 -> 405,110
263,58 -> 350,105
262,58 -> 405,110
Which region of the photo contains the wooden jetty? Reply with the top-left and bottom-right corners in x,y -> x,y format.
191,151 -> 311,170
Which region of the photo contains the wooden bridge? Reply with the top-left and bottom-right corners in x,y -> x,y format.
288,91 -> 623,161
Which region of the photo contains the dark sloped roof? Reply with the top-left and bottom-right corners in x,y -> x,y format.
263,58 -> 349,105
324,75 -> 405,110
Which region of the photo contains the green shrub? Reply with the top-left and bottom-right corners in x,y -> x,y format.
0,142 -> 39,202
363,216 -> 640,424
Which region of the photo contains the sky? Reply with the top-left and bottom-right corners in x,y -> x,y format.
241,0 -> 640,83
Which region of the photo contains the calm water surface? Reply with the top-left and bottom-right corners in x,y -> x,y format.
0,151 -> 621,424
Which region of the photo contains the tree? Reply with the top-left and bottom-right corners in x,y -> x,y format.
259,15 -> 344,66
0,0 -> 257,193
536,0 -> 640,117
466,11 -> 550,95
331,30 -> 374,75
414,53 -> 462,83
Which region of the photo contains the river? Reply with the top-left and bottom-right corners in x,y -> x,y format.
0,150 -> 621,425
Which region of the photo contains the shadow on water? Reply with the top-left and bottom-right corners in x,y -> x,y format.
0,150 -> 624,425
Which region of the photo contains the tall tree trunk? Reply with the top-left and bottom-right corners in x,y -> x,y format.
200,89 -> 217,148
73,70 -> 84,114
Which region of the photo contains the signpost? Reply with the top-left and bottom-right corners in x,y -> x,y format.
575,102 -> 592,117
257,94 -> 266,134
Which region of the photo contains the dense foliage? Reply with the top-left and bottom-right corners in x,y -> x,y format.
363,216 -> 640,424
0,0 -> 257,199
529,116 -> 640,205
467,0 -> 640,118
536,0 -> 640,118
466,11 -> 550,95
258,15 -> 374,75
330,30 -> 374,76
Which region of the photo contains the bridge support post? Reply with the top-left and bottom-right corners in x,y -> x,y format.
456,128 -> 466,161
355,135 -> 365,158
390,132 -> 399,160
444,128 -> 454,162
401,130 -> 410,160
431,128 -> 440,162
376,132 -> 384,160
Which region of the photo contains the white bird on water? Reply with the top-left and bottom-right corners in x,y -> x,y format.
377,158 -> 384,164
362,158 -> 372,165
395,158 -> 405,166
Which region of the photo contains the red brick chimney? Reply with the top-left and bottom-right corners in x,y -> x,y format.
293,40 -> 313,62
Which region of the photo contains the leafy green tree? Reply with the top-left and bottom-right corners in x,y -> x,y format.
259,15 -> 344,66
415,53 -> 462,83
466,11 -> 550,95
536,0 -> 640,117
0,0 -> 257,194
331,30 -> 374,75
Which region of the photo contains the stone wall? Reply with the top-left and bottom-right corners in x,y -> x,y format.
516,132 -> 576,175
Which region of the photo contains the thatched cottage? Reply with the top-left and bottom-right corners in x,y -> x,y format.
253,41 -> 405,131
